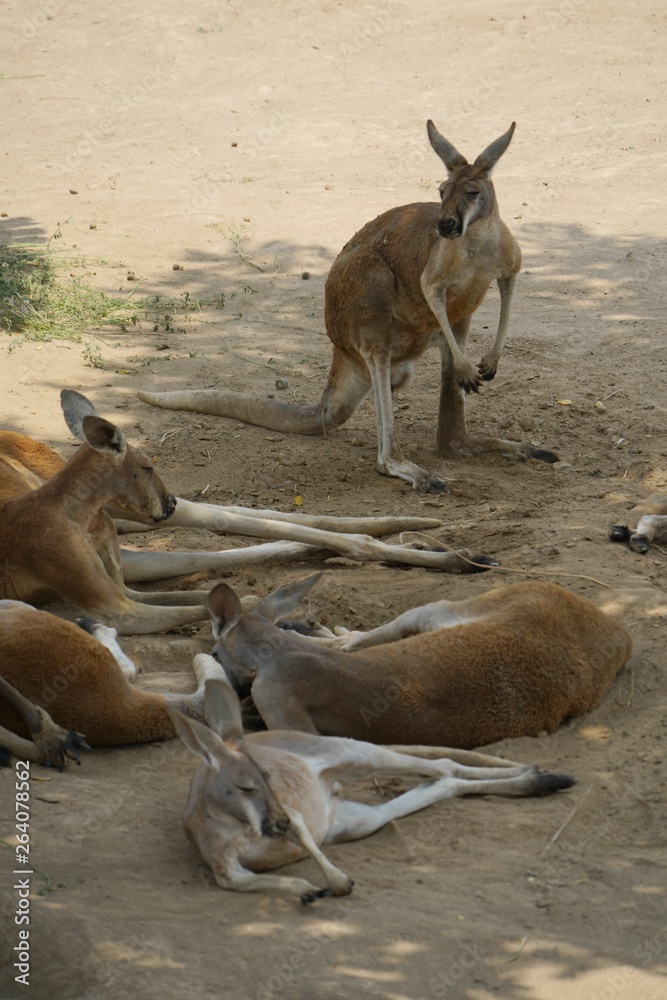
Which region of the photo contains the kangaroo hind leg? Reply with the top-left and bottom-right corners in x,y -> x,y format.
363,349 -> 448,494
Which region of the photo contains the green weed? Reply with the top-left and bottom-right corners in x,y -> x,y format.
0,240 -> 233,347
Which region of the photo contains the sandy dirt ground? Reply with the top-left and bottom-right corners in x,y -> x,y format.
1,1 -> 666,998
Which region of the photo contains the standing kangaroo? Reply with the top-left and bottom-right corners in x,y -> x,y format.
138,121 -> 557,493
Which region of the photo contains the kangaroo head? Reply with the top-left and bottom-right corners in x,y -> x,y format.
206,574 -> 323,696
171,678 -> 291,838
426,121 -> 515,239
60,389 -> 176,522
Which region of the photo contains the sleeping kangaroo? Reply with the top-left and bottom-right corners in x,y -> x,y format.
204,574 -> 632,748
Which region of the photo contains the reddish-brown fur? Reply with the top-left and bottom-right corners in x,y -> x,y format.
0,430 -> 63,501
137,123 -> 555,494
212,580 -> 633,749
0,392 -> 211,634
0,604 -> 175,747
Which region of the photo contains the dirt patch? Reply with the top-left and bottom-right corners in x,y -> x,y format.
1,2 -> 666,998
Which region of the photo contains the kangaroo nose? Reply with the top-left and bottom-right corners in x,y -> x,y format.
438,217 -> 459,238
163,493 -> 177,517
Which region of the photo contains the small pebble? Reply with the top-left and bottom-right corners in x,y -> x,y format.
69,188 -> 78,195
301,271 -> 310,280
172,263 -> 183,270
231,141 -> 238,147
89,223 -> 97,229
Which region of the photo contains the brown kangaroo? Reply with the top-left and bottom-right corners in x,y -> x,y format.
137,121 -> 558,493
0,598 -> 225,766
171,674 -> 574,903
0,393 -> 487,589
0,390 -> 209,634
206,575 -> 632,748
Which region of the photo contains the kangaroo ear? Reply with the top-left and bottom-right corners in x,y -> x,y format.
473,123 -> 516,174
81,415 -> 127,456
207,583 -> 242,639
257,573 -> 323,622
427,121 -> 468,173
61,389 -> 99,440
168,706 -> 231,767
204,677 -> 244,742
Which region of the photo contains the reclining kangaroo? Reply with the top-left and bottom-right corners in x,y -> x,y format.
171,674 -> 575,902
0,390 -> 215,634
609,494 -> 667,554
0,392 -> 489,618
0,599 -> 225,767
206,575 -> 632,748
137,121 -> 557,493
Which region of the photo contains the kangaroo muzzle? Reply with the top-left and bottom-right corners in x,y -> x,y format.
437,216 -> 463,239
158,493 -> 177,521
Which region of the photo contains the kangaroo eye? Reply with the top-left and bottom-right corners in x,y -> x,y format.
237,786 -> 256,794
466,190 -> 480,200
